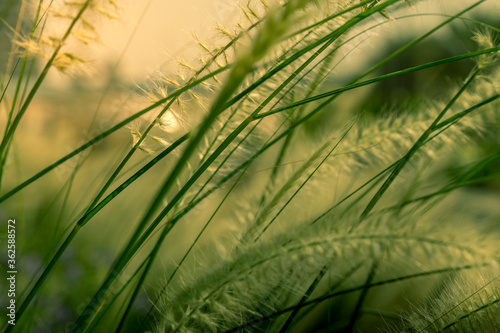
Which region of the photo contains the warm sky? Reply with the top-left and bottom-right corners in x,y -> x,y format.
41,0 -> 244,86
99,0 -> 238,78
43,0 -> 498,86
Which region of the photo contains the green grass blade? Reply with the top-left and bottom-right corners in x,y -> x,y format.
0,0 -> 92,174
0,67 -> 227,203
224,263 -> 489,332
11,134 -> 188,325
255,48 -> 500,119
355,67 -> 482,227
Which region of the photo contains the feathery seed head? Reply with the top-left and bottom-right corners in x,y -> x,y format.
472,30 -> 500,69
18,0 -> 123,75
139,1 -> 500,332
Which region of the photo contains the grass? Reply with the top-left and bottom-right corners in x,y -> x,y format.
0,0 -> 499,332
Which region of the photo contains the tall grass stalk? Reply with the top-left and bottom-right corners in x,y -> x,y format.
1,0 -> 500,332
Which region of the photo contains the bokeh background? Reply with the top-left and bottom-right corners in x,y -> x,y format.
1,0 -> 499,331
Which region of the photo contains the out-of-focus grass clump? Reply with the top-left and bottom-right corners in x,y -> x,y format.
0,0 -> 499,332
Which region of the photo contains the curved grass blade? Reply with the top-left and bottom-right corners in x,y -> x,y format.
224,263 -> 489,332
0,0 -> 93,176
11,134 -> 188,326
0,66 -> 227,203
354,67 -> 482,228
